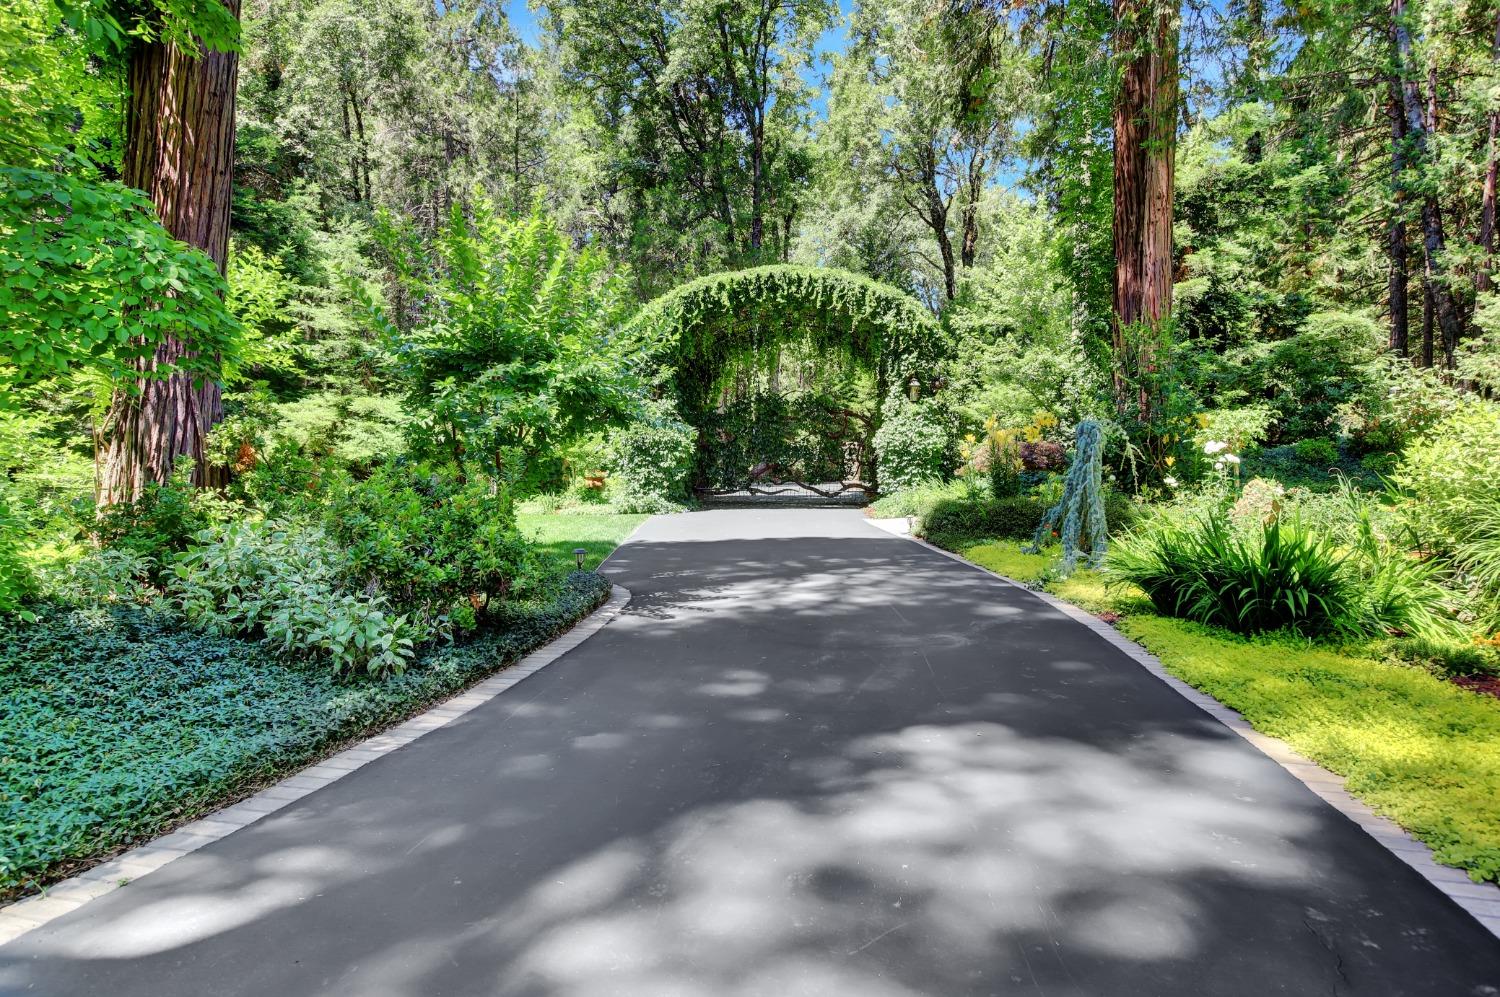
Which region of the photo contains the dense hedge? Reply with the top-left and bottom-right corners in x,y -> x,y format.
921,492 -> 1136,549
0,572 -> 610,899
923,495 -> 1046,544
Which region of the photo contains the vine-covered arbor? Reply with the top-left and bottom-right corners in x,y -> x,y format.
628,265 -> 948,497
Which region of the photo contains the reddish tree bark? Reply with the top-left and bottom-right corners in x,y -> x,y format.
1111,0 -> 1178,416
97,2 -> 241,507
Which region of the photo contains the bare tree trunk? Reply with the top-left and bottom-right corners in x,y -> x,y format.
1387,75 -> 1410,356
340,92 -> 362,202
351,89 -> 372,204
1111,0 -> 1178,416
1422,280 -> 1435,368
97,1 -> 241,507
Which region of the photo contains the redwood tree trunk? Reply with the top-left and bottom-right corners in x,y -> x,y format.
97,2 -> 241,507
1112,0 -> 1178,416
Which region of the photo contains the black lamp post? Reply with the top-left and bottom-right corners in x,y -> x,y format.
573,548 -> 588,570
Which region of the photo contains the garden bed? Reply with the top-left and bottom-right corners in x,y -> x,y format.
949,539 -> 1500,885
0,571 -> 610,901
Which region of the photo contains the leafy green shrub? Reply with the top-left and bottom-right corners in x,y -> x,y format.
1360,451 -> 1399,477
1386,635 -> 1500,679
606,401 -> 696,513
1453,499 -> 1500,630
44,549 -> 156,607
866,478 -> 970,519
80,459 -> 211,564
922,496 -> 1046,544
322,462 -> 533,631
1108,514 -> 1361,636
1194,404 -> 1276,455
874,390 -> 953,493
371,202 -> 640,480
0,493 -> 35,617
1395,401 -> 1500,555
1292,437 -> 1338,467
0,572 -> 609,897
165,520 -> 416,676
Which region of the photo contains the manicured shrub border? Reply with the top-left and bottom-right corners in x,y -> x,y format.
0,572 -> 610,901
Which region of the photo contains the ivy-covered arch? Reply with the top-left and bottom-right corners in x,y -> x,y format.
628,265 -> 949,496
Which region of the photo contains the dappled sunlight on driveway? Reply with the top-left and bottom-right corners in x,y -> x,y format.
4,510 -> 1497,996
489,722 -> 1312,997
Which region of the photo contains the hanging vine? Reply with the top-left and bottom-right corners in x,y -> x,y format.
626,265 -> 949,495
627,265 -> 948,421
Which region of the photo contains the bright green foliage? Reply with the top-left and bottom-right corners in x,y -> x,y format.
0,573 -> 609,897
0,169 -> 242,398
377,201 -> 640,482
516,512 -> 646,571
1455,503 -> 1500,631
1108,515 -> 1361,636
165,520 -> 416,676
321,462 -> 534,634
1395,402 -> 1500,555
872,390 -> 954,493
866,478 -> 971,520
630,265 -> 946,418
1121,615 -> 1500,884
605,400 -> 696,513
1292,438 -> 1338,467
45,548 -> 157,607
0,490 -> 35,617
79,459 -> 214,565
923,496 -> 1046,546
1028,419 -> 1108,572
961,542 -> 1500,884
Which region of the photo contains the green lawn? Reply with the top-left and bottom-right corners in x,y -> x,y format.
959,540 -> 1500,884
518,512 -> 648,573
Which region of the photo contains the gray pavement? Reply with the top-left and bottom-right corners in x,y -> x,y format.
2,508 -> 1498,996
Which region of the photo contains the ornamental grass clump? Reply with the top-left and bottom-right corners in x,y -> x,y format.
1108,514 -> 1362,637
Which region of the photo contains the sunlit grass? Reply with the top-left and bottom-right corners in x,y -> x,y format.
958,537 -> 1500,883
517,512 -> 647,573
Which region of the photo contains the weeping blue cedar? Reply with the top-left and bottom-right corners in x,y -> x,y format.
1027,419 -> 1109,574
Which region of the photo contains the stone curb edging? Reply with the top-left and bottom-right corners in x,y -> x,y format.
0,584 -> 634,948
884,527 -> 1500,941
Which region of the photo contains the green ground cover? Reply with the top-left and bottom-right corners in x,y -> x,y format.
957,540 -> 1500,883
1,512 -> 646,901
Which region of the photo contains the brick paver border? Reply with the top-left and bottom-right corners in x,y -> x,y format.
885,526 -> 1500,941
0,584 -> 633,947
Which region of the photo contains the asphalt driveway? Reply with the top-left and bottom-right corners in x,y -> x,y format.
2,509 -> 1497,996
